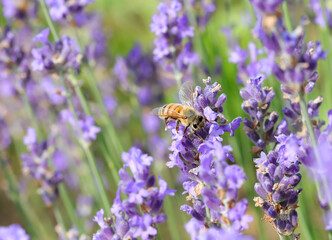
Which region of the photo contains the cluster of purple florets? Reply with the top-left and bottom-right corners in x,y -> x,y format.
229,0 -> 332,237
150,0 -> 199,75
21,128 -> 64,206
92,147 -> 175,240
164,77 -> 252,238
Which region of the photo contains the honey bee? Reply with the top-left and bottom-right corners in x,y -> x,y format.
151,81 -> 205,136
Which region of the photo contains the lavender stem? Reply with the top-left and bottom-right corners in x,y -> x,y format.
39,0 -> 59,41
299,95 -> 332,210
282,1 -> 292,32
60,72 -> 111,211
74,29 -> 124,160
58,184 -> 84,232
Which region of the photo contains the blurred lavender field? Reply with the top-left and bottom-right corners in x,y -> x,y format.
1,0 -> 332,239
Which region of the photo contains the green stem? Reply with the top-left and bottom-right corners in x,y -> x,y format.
299,95 -> 332,210
67,74 -> 121,171
278,234 -> 293,240
282,1 -> 292,32
0,159 -> 40,239
39,0 -> 59,41
74,29 -> 124,160
60,72 -> 111,211
22,91 -> 43,140
319,0 -> 329,27
83,146 -> 111,210
54,202 -> 67,239
59,184 -> 84,232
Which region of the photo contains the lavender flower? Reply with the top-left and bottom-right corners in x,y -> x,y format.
0,118 -> 11,151
61,109 -> 100,143
56,226 -> 89,240
150,0 -> 199,76
85,15 -> 109,66
253,134 -> 302,237
189,0 -> 216,29
113,44 -> 168,106
240,76 -> 280,152
21,127 -> 63,205
185,219 -> 254,240
301,110 -> 332,230
92,147 -> 175,240
249,0 -> 284,13
0,224 -> 30,240
2,0 -> 37,21
309,0 -> 332,28
163,77 -> 252,236
31,29 -> 82,73
229,43 -> 274,84
0,26 -> 33,94
46,0 -> 94,26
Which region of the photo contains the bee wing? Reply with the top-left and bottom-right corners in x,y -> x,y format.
151,106 -> 186,119
151,107 -> 163,116
179,81 -> 194,107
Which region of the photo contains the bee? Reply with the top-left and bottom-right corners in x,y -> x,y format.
151,81 -> 205,137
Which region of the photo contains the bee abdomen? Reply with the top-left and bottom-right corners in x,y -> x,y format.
161,104 -> 183,118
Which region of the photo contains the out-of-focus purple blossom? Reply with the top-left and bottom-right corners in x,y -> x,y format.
251,9 -> 326,99
185,218 -> 255,240
113,44 -> 168,106
0,224 -> 30,240
41,77 -> 66,106
253,134 -> 302,236
0,26 -> 32,94
61,109 -> 100,143
189,0 -> 216,29
56,226 -> 90,240
21,127 -> 63,206
229,43 -> 274,84
76,195 -> 94,218
249,0 -> 284,13
2,0 -> 37,21
31,29 -> 82,73
92,147 -> 175,240
142,112 -> 160,134
78,116 -> 100,142
85,14 -> 109,66
46,0 -> 94,26
103,96 -> 117,116
0,118 -> 11,151
150,0 -> 199,76
300,110 -> 332,230
309,0 -> 332,28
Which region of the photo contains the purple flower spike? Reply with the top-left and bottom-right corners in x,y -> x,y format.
0,224 -> 30,240
163,78 -> 252,235
92,147 -> 175,239
253,135 -> 302,236
31,29 -> 82,73
241,76 -> 279,152
46,0 -> 94,26
150,0 -> 199,76
61,109 -> 100,143
21,127 -> 63,206
2,0 -> 38,21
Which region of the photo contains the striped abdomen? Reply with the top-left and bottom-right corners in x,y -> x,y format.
159,103 -> 183,119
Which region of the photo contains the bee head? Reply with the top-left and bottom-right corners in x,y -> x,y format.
192,115 -> 204,130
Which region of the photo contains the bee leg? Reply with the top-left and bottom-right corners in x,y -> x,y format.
184,124 -> 190,135
194,131 -> 205,142
176,120 -> 181,133
164,118 -> 169,129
